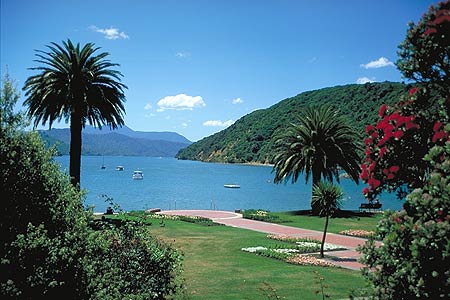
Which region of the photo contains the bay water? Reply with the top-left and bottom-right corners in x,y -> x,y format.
54,156 -> 403,213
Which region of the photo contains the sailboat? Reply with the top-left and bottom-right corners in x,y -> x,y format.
101,155 -> 106,169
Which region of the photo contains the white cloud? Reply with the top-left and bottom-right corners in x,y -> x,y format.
181,122 -> 188,128
157,93 -> 205,111
175,52 -> 190,58
308,57 -> 317,63
232,97 -> 243,104
90,25 -> 129,40
356,77 -> 376,84
203,120 -> 234,127
360,57 -> 394,69
144,104 -> 152,110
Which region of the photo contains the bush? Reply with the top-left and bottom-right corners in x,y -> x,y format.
1,74 -> 184,299
242,209 -> 287,223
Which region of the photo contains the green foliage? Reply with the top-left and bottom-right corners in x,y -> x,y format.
0,70 -> 27,131
23,39 -> 127,186
360,87 -> 442,199
312,182 -> 344,257
273,106 -> 361,185
242,209 -> 287,223
359,143 -> 450,299
1,75 -> 183,299
272,105 -> 360,212
312,182 -> 344,218
397,1 -> 450,94
83,220 -> 183,299
177,82 -> 406,164
358,3 -> 450,298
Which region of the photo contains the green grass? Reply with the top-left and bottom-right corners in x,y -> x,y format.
269,211 -> 383,234
144,216 -> 369,299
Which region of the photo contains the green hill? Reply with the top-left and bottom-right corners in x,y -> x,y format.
176,82 -> 408,164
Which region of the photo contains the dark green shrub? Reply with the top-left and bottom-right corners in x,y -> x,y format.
1,74 -> 184,299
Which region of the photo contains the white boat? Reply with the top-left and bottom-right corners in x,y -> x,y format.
224,184 -> 240,188
116,166 -> 124,171
132,170 -> 144,180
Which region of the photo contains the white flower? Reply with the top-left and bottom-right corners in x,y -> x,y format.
272,248 -> 300,254
241,246 -> 267,253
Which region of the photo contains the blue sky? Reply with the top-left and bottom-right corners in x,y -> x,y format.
1,0 -> 438,141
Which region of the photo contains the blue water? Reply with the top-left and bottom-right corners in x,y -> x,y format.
54,156 -> 403,213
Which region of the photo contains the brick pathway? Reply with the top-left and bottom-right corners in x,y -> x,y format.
161,210 -> 381,270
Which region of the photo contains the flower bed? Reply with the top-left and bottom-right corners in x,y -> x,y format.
287,255 -> 336,267
242,209 -> 288,223
267,235 -> 345,251
339,229 -> 375,238
241,235 -> 345,267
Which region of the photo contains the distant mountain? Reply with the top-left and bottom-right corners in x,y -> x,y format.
82,125 -> 191,144
176,82 -> 408,164
39,126 -> 191,157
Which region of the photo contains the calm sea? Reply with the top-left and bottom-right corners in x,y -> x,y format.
54,156 -> 403,213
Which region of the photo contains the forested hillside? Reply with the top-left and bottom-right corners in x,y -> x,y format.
176,82 -> 407,164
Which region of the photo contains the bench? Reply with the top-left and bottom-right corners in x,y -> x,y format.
359,202 -> 382,212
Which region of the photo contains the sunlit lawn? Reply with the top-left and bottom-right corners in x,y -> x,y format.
147,216 -> 371,299
270,210 -> 383,233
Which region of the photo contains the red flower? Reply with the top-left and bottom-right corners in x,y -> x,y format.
423,27 -> 437,36
433,121 -> 442,132
433,14 -> 450,25
366,125 -> 375,134
368,178 -> 381,189
379,104 -> 388,117
409,87 -> 418,96
432,131 -> 449,143
362,187 -> 370,195
379,147 -> 387,158
394,130 -> 404,140
389,165 -> 400,173
387,173 -> 395,180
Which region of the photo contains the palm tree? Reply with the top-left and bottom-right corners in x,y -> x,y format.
272,105 -> 361,213
312,181 -> 343,258
23,39 -> 127,187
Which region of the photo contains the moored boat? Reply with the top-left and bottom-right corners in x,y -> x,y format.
224,184 -> 240,188
132,170 -> 144,180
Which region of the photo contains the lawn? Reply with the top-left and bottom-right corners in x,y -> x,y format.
143,215 -> 372,299
270,210 -> 383,234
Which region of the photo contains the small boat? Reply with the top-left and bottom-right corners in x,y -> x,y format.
132,170 -> 144,180
224,184 -> 240,189
101,156 -> 106,169
116,166 -> 124,171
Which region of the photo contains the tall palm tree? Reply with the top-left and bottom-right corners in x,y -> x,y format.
312,181 -> 343,258
272,105 -> 361,213
23,39 -> 127,188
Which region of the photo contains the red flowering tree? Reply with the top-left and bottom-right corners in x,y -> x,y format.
361,0 -> 450,200
358,2 -> 450,299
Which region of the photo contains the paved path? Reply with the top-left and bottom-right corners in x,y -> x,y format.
160,210 -> 380,270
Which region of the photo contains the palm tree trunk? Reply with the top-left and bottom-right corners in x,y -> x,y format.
320,215 -> 329,258
311,170 -> 321,214
69,111 -> 82,188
